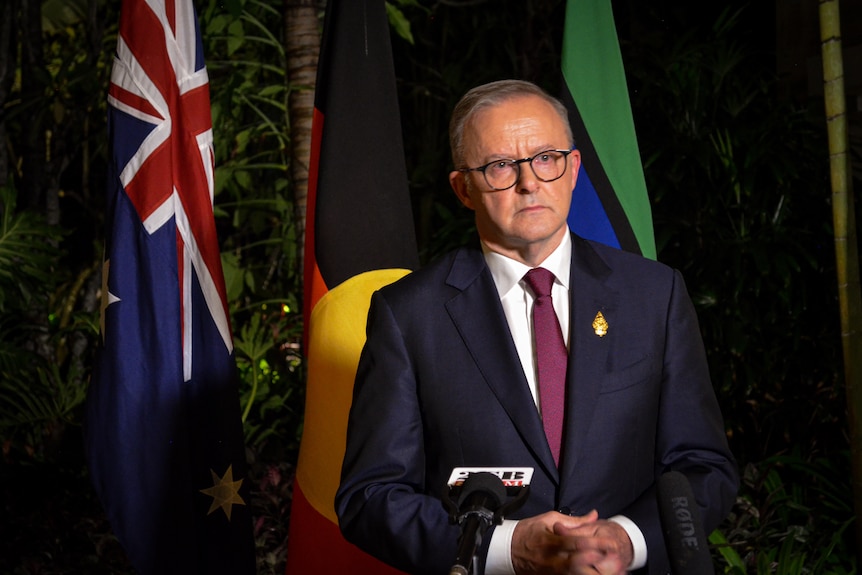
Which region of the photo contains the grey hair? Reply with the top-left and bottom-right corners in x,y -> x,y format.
448,79 -> 573,168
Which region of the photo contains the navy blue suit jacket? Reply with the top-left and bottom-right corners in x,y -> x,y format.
335,234 -> 738,574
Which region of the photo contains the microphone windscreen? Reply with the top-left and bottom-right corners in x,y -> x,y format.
457,472 -> 507,510
656,471 -> 715,575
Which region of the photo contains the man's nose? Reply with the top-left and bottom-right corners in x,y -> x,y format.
516,162 -> 540,193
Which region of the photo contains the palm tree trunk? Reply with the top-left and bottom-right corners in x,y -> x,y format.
20,0 -> 47,216
285,0 -> 320,276
819,0 -> 862,561
0,0 -> 15,192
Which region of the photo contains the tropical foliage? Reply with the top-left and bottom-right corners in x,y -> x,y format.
0,0 -> 858,573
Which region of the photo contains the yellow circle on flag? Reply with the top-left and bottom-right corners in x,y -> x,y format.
296,268 -> 411,523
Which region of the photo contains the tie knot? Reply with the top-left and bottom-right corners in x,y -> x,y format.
524,267 -> 556,298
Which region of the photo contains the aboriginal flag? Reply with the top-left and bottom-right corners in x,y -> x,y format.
284,0 -> 418,573
562,0 -> 656,259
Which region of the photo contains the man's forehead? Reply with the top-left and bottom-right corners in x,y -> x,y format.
464,96 -> 568,153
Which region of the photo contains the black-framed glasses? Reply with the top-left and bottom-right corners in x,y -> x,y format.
457,149 -> 573,191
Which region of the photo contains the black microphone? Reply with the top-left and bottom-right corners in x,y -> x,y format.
442,467 -> 533,575
447,472 -> 508,575
657,471 -> 715,575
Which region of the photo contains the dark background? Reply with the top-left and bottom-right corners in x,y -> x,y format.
1,0 -> 861,572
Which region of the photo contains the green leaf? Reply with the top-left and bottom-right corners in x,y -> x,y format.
709,529 -> 746,573
227,18 -> 245,56
385,2 -> 414,45
221,251 -> 245,301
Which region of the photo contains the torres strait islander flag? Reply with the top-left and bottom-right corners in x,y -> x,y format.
562,0 -> 656,259
285,0 -> 418,574
84,1 -> 255,573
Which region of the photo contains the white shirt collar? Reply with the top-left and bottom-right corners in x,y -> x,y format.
482,232 -> 572,298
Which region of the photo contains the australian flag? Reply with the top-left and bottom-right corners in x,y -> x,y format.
84,1 -> 255,573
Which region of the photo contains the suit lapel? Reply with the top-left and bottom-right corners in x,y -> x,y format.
560,235 -> 618,481
444,247 -> 559,479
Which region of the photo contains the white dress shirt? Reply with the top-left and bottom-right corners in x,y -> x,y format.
480,233 -> 647,574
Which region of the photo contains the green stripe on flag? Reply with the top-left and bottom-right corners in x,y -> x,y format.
562,0 -> 656,259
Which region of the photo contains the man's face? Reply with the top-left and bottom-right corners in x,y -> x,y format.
449,95 -> 580,265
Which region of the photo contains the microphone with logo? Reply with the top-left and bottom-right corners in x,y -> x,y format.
442,467 -> 533,575
657,470 -> 715,575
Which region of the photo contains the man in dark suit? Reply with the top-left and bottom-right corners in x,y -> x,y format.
335,80 -> 738,575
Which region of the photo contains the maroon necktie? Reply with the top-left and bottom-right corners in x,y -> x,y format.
523,268 -> 567,466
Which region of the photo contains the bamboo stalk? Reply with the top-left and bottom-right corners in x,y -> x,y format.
819,0 -> 862,561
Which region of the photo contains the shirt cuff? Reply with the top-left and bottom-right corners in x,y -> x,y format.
485,519 -> 518,575
608,515 -> 648,571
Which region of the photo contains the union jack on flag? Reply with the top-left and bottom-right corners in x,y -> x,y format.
84,1 -> 255,573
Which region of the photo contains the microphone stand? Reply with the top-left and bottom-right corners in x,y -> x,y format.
443,474 -> 531,575
448,505 -> 496,575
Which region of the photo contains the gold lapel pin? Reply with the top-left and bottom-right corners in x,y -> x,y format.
592,311 -> 608,337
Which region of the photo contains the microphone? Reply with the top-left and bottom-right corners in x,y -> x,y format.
443,468 -> 533,575
657,471 -> 714,575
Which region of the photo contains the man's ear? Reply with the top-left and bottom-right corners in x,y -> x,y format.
568,149 -> 582,189
449,170 -> 475,210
